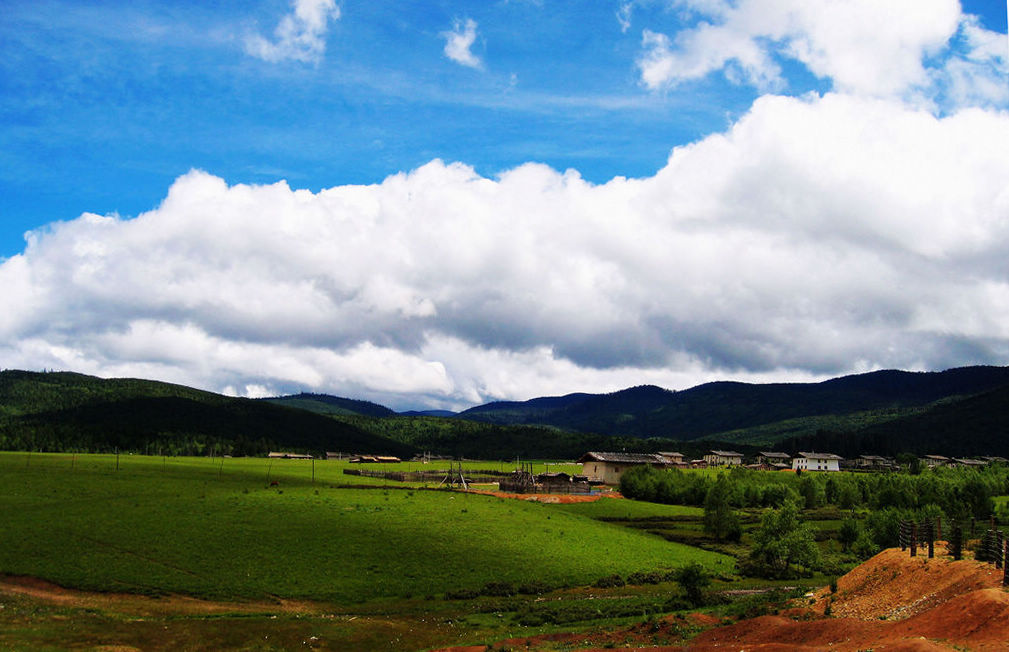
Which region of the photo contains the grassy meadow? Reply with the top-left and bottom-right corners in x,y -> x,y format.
0,453 -> 731,606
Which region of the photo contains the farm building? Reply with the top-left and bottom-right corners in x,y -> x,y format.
756,451 -> 791,468
921,454 -> 951,468
577,452 -> 668,485
792,452 -> 842,472
856,455 -> 895,470
348,455 -> 402,463
952,457 -> 986,468
658,451 -> 686,466
703,450 -> 744,466
267,451 -> 313,459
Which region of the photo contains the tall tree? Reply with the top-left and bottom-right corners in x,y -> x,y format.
703,475 -> 741,542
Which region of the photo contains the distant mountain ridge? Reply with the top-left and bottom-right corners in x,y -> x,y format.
5,365 -> 1009,459
453,366 -> 1009,440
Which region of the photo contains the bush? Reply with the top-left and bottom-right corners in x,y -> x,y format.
517,581 -> 551,595
593,574 -> 625,588
481,581 -> 515,597
626,570 -> 665,585
444,588 -> 480,600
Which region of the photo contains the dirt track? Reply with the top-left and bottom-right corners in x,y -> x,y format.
0,575 -> 330,617
437,546 -> 1009,651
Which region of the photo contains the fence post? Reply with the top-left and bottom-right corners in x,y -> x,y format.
951,523 -> 963,560
997,531 -> 1005,570
1003,540 -> 1009,587
928,523 -> 934,559
911,524 -> 918,557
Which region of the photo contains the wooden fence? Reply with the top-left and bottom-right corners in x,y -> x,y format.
899,517 -> 1009,586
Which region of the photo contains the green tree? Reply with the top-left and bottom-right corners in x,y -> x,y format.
703,475 -> 742,542
852,529 -> 878,560
672,562 -> 711,607
749,500 -> 820,577
838,517 -> 860,552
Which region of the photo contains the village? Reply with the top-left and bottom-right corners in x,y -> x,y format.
264,448 -> 1009,496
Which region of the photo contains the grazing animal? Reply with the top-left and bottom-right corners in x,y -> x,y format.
270,480 -> 279,487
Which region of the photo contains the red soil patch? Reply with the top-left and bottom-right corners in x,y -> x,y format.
816,544 -> 1003,620
466,490 -> 623,503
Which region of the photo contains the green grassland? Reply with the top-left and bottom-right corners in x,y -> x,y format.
0,453 -> 731,605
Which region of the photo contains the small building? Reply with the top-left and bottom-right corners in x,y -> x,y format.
757,451 -> 791,465
952,457 -> 986,468
268,451 -> 313,459
856,455 -> 895,470
577,452 -> 668,485
348,455 -> 401,463
921,454 -> 951,469
658,451 -> 685,465
981,456 -> 1008,465
792,452 -> 842,472
703,450 -> 744,466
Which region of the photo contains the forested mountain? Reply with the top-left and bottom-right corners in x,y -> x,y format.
4,365 -> 1009,459
454,367 -> 1009,440
263,393 -> 396,417
780,382 -> 1009,458
0,371 -> 413,457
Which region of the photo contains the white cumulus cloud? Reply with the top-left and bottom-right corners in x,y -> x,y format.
2,91 -> 1008,409
441,18 -> 483,69
637,0 -> 963,97
245,0 -> 340,64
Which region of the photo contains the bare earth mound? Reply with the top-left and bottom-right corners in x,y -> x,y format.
438,546 -> 1009,651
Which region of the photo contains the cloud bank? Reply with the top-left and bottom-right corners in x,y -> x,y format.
2,89 -> 1008,408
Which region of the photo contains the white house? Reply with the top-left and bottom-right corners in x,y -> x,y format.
577,452 -> 668,485
703,450 -> 744,466
791,452 -> 843,472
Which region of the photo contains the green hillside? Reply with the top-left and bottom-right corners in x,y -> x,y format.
0,370 -> 413,457
0,453 -> 732,603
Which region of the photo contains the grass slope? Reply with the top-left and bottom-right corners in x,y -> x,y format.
0,453 -> 732,604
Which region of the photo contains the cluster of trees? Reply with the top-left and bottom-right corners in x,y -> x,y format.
620,464 -> 1002,520
622,464 -> 1008,578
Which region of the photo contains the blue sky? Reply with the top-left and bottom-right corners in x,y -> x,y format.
1,1 -> 1007,409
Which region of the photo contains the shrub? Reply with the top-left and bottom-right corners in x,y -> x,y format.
626,570 -> 665,585
593,574 -> 625,588
480,581 -> 515,597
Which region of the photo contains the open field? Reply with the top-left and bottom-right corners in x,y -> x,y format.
0,453 -> 730,605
